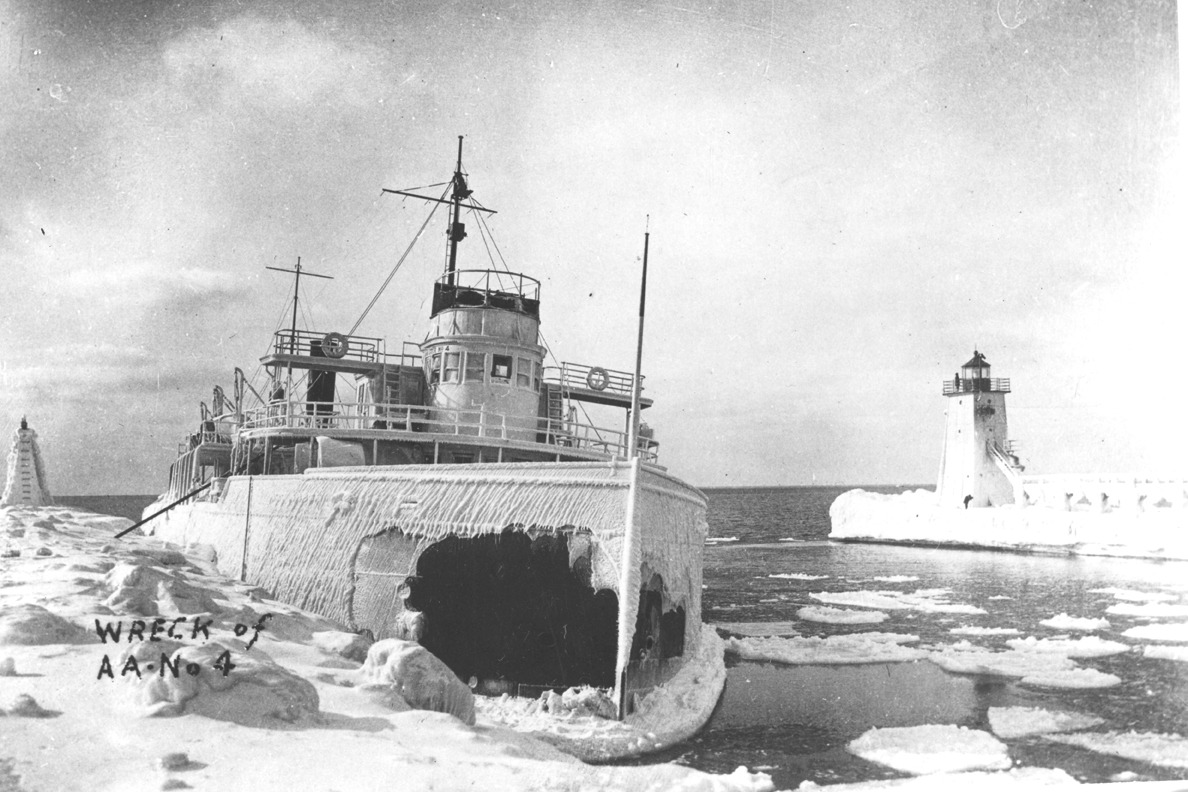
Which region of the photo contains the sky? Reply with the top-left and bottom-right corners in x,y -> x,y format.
0,0 -> 1182,494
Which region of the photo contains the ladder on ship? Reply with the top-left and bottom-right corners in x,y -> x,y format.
545,384 -> 572,446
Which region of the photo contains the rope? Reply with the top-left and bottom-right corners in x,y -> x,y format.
349,184 -> 450,336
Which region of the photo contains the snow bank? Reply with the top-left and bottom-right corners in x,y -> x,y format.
1042,731 -> 1188,769
829,489 -> 1188,561
1038,614 -> 1110,631
986,706 -> 1105,740
796,605 -> 889,625
0,504 -> 770,792
725,632 -> 925,665
810,588 -> 986,615
845,724 -> 1011,775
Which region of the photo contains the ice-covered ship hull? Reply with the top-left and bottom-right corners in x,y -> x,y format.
149,459 -> 706,702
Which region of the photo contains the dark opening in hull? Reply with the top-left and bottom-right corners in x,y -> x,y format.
406,529 -> 619,690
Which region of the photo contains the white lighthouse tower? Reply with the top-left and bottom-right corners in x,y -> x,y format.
1,417 -> 53,507
936,351 -> 1023,509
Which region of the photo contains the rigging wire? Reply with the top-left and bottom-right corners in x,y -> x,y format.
349,183 -> 450,336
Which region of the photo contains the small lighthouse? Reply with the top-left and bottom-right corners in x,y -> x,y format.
1,417 -> 53,507
936,352 -> 1022,508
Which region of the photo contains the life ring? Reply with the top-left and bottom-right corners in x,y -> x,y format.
321,332 -> 348,359
586,367 -> 609,391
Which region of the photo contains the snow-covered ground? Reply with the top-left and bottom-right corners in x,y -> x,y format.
0,505 -> 760,792
829,489 -> 1188,561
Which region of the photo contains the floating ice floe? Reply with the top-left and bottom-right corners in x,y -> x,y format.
714,621 -> 800,637
1038,613 -> 1110,631
986,706 -> 1105,740
987,595 -> 1012,601
845,724 -> 1011,775
1090,587 -> 1181,603
1122,622 -> 1188,642
949,626 -> 1021,636
725,632 -> 925,665
1144,644 -> 1188,663
1042,730 -> 1188,769
1019,668 -> 1122,689
1003,635 -> 1130,659
796,605 -> 888,625
1106,601 -> 1188,619
925,641 -> 1120,687
705,536 -> 739,544
768,572 -> 828,580
871,575 -> 920,583
811,589 -> 986,615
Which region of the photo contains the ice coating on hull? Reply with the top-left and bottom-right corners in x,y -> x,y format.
148,459 -> 708,704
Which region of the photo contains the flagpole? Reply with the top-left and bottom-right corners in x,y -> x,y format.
628,222 -> 649,459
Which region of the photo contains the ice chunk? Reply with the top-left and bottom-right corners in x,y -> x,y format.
949,626 -> 1021,636
845,724 -> 1011,775
1106,602 -> 1188,619
1020,668 -> 1122,689
796,605 -> 888,625
927,643 -> 1074,678
1122,622 -> 1188,642
1004,635 -> 1129,659
1038,613 -> 1109,631
714,622 -> 800,637
1090,587 -> 1180,603
987,706 -> 1105,739
0,604 -> 94,645
1043,730 -> 1188,769
768,573 -> 828,581
1144,644 -> 1188,662
356,639 -> 475,725
811,589 -> 986,615
125,641 -> 320,725
725,632 -> 925,665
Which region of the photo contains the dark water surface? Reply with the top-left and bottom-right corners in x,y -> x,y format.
656,487 -> 1188,788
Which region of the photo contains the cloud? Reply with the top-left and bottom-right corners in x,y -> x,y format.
162,15 -> 388,107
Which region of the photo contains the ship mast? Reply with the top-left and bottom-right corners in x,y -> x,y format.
446,135 -> 471,286
266,258 -> 332,400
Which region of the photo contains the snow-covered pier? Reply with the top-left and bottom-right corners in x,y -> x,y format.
830,353 -> 1188,561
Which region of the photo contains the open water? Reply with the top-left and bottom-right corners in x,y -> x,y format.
663,486 -> 1188,787
59,490 -> 1188,786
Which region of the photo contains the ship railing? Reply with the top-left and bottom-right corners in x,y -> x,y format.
942,377 -> 1011,395
240,399 -> 659,462
271,329 -> 384,364
377,341 -> 423,370
547,362 -> 640,397
442,269 -> 541,301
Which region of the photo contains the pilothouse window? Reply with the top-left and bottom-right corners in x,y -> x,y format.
444,352 -> 461,383
516,357 -> 530,388
427,353 -> 441,385
491,354 -> 512,381
464,352 -> 485,382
